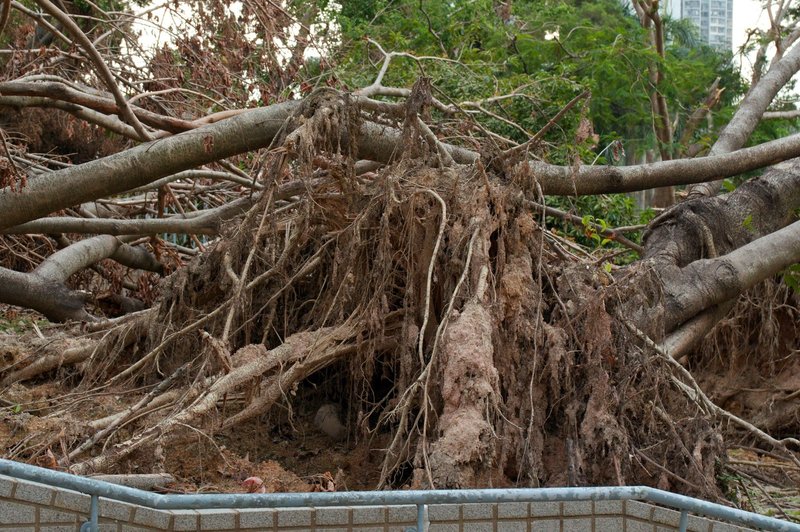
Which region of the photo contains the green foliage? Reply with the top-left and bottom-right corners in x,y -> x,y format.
581,215 -> 612,247
783,263 -> 800,294
722,178 -> 737,192
334,0 -> 741,158
545,193 -> 642,256
741,214 -> 754,232
330,0 -> 751,253
0,316 -> 49,334
716,465 -> 744,506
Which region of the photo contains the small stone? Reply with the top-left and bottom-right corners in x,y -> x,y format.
314,403 -> 347,441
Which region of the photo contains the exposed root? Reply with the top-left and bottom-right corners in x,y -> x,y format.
70,325 -> 360,475
623,319 -> 800,467
424,267 -> 499,488
2,93 -> 796,503
1,338 -> 95,386
691,280 -> 800,446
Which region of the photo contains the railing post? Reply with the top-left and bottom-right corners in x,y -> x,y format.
79,494 -> 99,532
679,509 -> 689,532
416,503 -> 428,531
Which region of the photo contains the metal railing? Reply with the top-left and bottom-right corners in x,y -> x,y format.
0,458 -> 798,532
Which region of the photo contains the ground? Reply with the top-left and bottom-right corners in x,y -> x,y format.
0,308 -> 798,522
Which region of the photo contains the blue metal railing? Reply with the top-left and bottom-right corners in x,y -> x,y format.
0,459 -> 798,532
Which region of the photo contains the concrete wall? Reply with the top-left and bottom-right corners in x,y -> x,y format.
0,474 -> 757,531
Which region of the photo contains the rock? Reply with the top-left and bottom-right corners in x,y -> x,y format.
313,403 -> 347,442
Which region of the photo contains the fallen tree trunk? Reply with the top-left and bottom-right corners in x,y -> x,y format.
0,88 -> 796,504
5,96 -> 800,230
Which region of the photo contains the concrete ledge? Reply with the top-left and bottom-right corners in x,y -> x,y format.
0,474 -> 763,531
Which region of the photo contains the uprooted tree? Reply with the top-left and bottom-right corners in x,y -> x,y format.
0,0 -> 799,500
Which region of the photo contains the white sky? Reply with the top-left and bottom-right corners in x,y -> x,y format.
731,0 -> 800,98
733,0 -> 768,52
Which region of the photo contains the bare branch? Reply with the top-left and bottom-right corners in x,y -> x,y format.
0,267 -> 95,321
505,90 -> 589,157
3,197 -> 259,236
11,1 -> 73,47
33,235 -> 161,281
6,99 -> 800,233
688,41 -> 800,197
762,109 -> 800,120
0,95 -> 140,139
0,0 -> 10,38
0,101 -> 297,230
677,78 -> 722,155
0,81 -> 196,133
33,0 -> 152,140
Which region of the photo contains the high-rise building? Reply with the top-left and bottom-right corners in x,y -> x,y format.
674,0 -> 734,51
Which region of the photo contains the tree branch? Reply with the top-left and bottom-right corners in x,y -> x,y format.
762,109 -> 800,120
0,95 -> 140,139
525,200 -> 643,254
0,268 -> 94,321
688,41 -> 800,197
663,220 -> 800,330
0,101 -> 298,230
3,190 -> 272,236
33,235 -> 162,281
0,81 -> 195,133
33,0 -> 152,140
7,99 -> 800,232
0,0 -> 10,38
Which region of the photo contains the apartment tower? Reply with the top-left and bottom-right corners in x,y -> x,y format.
668,0 -> 734,51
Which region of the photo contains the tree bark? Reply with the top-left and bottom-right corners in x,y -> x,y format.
661,220 -> 800,330
643,157 -> 800,334
6,101 -> 800,231
0,235 -> 162,321
0,101 -> 298,231
644,157 -> 800,268
0,268 -> 94,321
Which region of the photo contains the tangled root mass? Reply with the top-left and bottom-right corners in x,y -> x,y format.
3,92 -> 796,501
